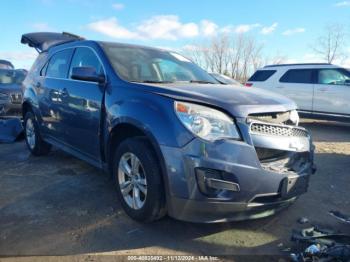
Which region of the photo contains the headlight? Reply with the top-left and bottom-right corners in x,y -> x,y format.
174,101 -> 240,141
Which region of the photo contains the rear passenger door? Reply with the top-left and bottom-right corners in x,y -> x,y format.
60,47 -> 105,161
313,68 -> 350,115
278,69 -> 315,111
41,49 -> 73,142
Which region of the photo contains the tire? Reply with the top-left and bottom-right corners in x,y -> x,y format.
24,111 -> 51,156
112,137 -> 166,222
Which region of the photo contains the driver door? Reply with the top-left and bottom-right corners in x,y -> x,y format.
60,47 -> 106,161
313,68 -> 350,115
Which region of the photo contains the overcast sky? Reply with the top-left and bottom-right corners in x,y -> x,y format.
1,0 -> 350,69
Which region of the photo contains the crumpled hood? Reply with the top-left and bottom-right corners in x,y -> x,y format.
138,83 -> 297,118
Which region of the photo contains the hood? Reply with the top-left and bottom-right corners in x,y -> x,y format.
137,83 -> 297,118
0,83 -> 22,94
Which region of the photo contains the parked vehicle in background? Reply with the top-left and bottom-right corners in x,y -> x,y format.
0,60 -> 15,70
246,63 -> 350,121
0,68 -> 26,117
22,32 -> 315,223
209,73 -> 242,86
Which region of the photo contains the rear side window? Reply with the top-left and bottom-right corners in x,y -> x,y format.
280,69 -> 314,84
46,49 -> 73,79
27,52 -> 48,79
248,70 -> 276,82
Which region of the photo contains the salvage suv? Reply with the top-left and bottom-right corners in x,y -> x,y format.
21,32 -> 315,223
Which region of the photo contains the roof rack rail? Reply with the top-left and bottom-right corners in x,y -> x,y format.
21,32 -> 85,53
264,63 -> 332,68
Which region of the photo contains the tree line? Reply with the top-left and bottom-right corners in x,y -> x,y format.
182,24 -> 348,83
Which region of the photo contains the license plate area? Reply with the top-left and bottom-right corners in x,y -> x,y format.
280,175 -> 309,199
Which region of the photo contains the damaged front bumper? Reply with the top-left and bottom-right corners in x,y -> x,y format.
161,117 -> 316,223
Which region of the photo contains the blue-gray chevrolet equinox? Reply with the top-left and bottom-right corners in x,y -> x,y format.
21,32 -> 316,223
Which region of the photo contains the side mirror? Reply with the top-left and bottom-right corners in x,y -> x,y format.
71,67 -> 105,83
344,79 -> 350,86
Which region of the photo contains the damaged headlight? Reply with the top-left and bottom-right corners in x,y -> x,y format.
174,101 -> 240,141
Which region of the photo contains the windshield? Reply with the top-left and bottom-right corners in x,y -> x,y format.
0,60 -> 14,70
101,43 -> 218,84
0,69 -> 27,85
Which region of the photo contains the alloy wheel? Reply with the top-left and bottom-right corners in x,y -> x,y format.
118,152 -> 147,210
26,118 -> 36,150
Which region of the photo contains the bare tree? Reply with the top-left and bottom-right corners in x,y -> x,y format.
210,34 -> 230,74
228,34 -> 264,82
270,54 -> 288,65
183,43 -> 207,69
312,24 -> 347,63
228,34 -> 244,79
251,43 -> 264,71
183,33 -> 265,82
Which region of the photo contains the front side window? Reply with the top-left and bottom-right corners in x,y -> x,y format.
69,47 -> 104,77
280,69 -> 314,84
317,69 -> 350,86
100,43 -> 218,84
46,49 -> 73,79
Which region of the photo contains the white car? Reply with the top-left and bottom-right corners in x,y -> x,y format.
246,63 -> 350,121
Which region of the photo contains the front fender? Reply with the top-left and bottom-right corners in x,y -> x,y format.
106,86 -> 194,148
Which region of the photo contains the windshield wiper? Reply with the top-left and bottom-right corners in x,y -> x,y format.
189,80 -> 216,84
130,80 -> 174,84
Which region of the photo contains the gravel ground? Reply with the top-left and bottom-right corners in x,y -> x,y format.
0,119 -> 349,260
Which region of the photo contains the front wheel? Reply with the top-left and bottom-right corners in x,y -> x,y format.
24,111 -> 51,156
112,137 -> 166,222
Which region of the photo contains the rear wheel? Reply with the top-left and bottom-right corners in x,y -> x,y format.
112,137 -> 166,222
24,111 -> 51,156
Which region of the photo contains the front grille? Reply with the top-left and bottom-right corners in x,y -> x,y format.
10,93 -> 22,104
250,122 -> 308,137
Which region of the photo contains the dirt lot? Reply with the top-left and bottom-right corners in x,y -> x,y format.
0,119 -> 349,259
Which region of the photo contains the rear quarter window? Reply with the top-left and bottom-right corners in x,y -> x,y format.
248,70 -> 276,82
22,52 -> 47,85
280,69 -> 314,84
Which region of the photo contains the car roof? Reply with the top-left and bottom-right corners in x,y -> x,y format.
96,41 -> 178,53
21,32 -> 176,54
262,63 -> 339,70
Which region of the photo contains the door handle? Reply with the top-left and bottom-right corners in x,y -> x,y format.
319,88 -> 328,92
60,88 -> 69,97
276,86 -> 284,88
